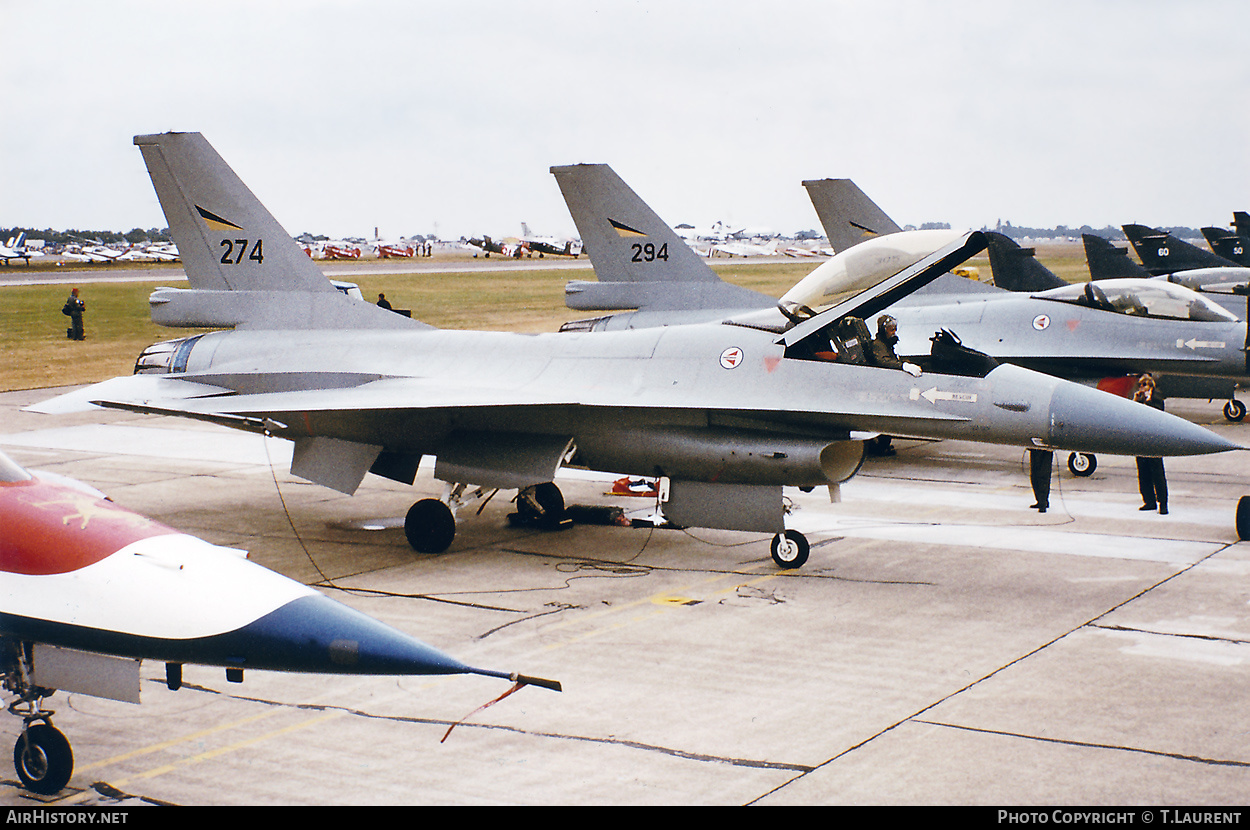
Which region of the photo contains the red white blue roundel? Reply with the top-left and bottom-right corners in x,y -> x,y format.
719,347 -> 744,369
1032,314 -> 1050,331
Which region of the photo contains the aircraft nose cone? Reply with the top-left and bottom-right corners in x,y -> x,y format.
1047,383 -> 1242,457
223,594 -> 474,676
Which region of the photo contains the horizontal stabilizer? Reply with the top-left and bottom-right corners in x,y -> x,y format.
564,279 -> 775,312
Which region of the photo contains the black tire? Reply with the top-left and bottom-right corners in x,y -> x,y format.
770,530 -> 810,569
1225,400 -> 1246,422
404,499 -> 456,553
517,483 -> 565,526
1237,496 -> 1250,541
14,724 -> 73,795
1067,452 -> 1097,477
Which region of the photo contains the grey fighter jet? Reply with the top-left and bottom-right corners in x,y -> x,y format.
1081,232 -> 1250,321
31,134 -> 1240,570
804,181 -> 1250,447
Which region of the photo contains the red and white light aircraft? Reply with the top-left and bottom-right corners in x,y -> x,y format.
0,449 -> 558,795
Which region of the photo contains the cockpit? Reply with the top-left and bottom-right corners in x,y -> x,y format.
1034,279 -> 1239,323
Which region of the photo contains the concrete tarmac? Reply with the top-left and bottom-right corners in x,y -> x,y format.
2,387 -> 1249,806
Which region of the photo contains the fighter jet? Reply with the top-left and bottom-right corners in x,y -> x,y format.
1083,232 -> 1250,322
32,134 -> 1240,573
802,181 -> 1250,442
0,448 -> 557,795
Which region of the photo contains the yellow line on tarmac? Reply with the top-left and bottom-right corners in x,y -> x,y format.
55,561 -> 784,802
57,709 -> 345,804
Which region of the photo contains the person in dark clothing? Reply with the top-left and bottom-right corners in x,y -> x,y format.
62,288 -> 85,340
1133,373 -> 1168,514
376,293 -> 392,310
1029,448 -> 1053,513
872,315 -> 903,369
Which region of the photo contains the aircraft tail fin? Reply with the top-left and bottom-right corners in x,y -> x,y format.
1202,227 -> 1250,266
802,179 -> 902,253
1082,233 -> 1150,280
551,163 -> 773,313
1234,212 -> 1250,239
984,232 -> 1066,291
134,133 -> 418,331
551,163 -> 720,286
134,132 -> 339,294
1122,223 -> 1239,275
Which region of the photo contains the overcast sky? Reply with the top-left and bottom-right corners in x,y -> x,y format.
3,0 -> 1248,241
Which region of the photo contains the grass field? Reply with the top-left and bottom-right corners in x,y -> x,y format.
0,243 -> 1090,393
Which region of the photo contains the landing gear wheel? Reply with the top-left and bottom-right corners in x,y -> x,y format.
517,482 -> 565,527
1225,399 -> 1246,422
1067,452 -> 1097,477
404,499 -> 456,553
14,724 -> 73,795
770,530 -> 810,569
1237,496 -> 1250,541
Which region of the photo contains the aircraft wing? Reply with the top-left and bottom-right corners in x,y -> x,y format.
71,369 -> 970,427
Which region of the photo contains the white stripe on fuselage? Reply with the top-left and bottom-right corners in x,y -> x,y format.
2,534 -> 313,640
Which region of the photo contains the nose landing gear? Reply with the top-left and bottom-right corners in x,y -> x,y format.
4,643 -> 74,795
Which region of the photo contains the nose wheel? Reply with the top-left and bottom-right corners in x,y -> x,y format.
5,642 -> 74,795
1067,452 -> 1097,477
1224,399 -> 1246,422
14,722 -> 73,795
770,530 -> 810,569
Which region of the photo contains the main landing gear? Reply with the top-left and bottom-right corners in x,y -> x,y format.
1224,399 -> 1246,422
3,642 -> 74,795
403,482 -> 569,553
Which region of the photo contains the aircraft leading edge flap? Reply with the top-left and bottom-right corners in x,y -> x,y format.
25,374 -> 233,416
780,232 -> 988,348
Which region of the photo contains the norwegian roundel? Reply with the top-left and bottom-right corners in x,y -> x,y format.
719,347 -> 744,369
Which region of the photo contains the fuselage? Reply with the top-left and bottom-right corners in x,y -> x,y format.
146,318 -> 1236,472
890,285 -> 1250,383
0,463 -> 475,677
